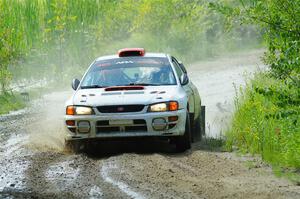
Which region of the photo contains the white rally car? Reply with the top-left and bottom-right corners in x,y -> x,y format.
65,48 -> 205,152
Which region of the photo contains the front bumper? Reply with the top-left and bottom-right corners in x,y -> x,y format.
64,109 -> 186,141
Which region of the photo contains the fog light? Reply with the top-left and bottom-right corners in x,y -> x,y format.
78,121 -> 90,133
66,120 -> 75,126
168,116 -> 178,122
152,118 -> 167,131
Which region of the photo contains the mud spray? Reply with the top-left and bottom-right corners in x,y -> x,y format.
25,91 -> 71,152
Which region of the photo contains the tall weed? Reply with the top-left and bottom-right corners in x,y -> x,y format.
227,73 -> 300,169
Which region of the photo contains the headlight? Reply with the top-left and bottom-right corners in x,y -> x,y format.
148,101 -> 178,112
149,103 -> 168,112
66,106 -> 94,115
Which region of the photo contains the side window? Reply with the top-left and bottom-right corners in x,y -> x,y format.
172,57 -> 183,78
179,62 -> 187,74
173,57 -> 187,73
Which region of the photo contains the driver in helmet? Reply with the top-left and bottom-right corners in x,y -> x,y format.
100,68 -> 127,86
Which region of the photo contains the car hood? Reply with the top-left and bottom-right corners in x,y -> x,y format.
72,86 -> 182,106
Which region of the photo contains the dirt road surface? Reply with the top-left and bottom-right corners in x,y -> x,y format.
1,50 -> 299,198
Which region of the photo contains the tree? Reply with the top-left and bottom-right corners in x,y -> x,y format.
210,0 -> 300,85
0,19 -> 14,93
44,0 -> 76,80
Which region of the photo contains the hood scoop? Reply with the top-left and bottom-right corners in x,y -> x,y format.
105,86 -> 144,92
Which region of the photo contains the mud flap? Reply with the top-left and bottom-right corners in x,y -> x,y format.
189,112 -> 195,143
201,105 -> 206,135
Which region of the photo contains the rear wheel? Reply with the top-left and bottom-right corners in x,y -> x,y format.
175,112 -> 191,152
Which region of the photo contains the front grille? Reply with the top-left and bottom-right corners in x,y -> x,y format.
96,119 -> 147,133
125,126 -> 147,132
97,105 -> 145,113
97,127 -> 120,133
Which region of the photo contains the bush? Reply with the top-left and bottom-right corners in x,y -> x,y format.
0,92 -> 25,114
226,73 -> 300,169
210,0 -> 300,82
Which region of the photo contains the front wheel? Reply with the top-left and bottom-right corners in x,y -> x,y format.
65,139 -> 83,153
175,112 -> 191,152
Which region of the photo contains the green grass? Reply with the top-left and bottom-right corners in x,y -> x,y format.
226,72 -> 300,182
0,80 -> 69,115
0,92 -> 25,114
199,135 -> 226,152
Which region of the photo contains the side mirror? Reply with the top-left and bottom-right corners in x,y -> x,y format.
180,74 -> 189,85
72,79 -> 80,90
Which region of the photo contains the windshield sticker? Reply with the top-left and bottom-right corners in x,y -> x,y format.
116,61 -> 134,64
136,60 -> 163,65
96,63 -> 111,67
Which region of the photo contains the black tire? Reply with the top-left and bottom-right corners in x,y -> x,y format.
175,112 -> 191,152
65,139 -> 82,153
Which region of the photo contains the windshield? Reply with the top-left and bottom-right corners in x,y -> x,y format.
80,57 -> 176,88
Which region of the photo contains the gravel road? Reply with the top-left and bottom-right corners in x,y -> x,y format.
1,50 -> 299,199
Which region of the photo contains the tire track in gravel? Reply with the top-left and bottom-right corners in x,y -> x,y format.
101,153 -> 202,199
100,159 -> 144,199
68,155 -> 127,199
24,152 -> 74,198
22,151 -> 130,198
104,151 -> 300,199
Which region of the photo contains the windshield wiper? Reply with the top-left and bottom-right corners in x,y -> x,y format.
81,85 -> 107,89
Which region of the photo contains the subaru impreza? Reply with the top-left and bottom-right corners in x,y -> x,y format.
65,48 -> 205,152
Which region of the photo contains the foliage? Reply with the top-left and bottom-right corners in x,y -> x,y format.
0,0 -> 261,92
211,0 -> 300,176
0,93 -> 25,114
210,0 -> 300,83
226,73 -> 300,169
0,4 -> 16,92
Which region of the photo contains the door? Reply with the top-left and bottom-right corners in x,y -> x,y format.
171,57 -> 195,112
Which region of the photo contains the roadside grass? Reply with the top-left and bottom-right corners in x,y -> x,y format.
273,166 -> 300,185
0,81 -> 70,115
226,72 -> 300,183
199,135 -> 226,152
0,92 -> 25,115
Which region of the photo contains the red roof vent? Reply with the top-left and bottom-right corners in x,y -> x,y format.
118,48 -> 145,57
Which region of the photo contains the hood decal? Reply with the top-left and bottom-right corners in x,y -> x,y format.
124,91 -> 144,95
